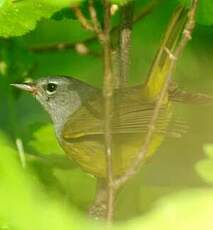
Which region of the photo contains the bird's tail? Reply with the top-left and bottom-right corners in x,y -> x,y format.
144,5 -> 188,100
169,81 -> 213,104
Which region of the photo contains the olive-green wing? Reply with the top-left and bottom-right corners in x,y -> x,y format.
62,95 -> 104,139
62,90 -> 174,140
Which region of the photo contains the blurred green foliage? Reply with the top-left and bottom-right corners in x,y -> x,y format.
0,0 -> 81,37
196,144 -> 213,184
1,0 -> 213,37
0,0 -> 213,229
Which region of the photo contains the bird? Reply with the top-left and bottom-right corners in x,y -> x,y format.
11,75 -> 175,176
11,6 -> 213,178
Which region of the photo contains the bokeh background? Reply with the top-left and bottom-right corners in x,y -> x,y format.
0,0 -> 213,229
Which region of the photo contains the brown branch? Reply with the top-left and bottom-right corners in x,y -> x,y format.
29,38 -> 94,53
102,0 -> 114,223
88,179 -> 108,218
29,41 -> 101,57
88,0 -> 105,42
72,3 -> 115,221
114,0 -> 199,189
29,0 -> 161,53
118,0 -> 134,87
74,1 -> 106,43
72,6 -> 94,31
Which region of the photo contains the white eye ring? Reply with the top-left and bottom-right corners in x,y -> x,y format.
46,83 -> 57,95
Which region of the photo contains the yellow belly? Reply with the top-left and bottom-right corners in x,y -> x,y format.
60,98 -> 173,178
61,132 -> 164,178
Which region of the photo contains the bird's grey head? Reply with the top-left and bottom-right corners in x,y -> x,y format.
11,76 -> 98,136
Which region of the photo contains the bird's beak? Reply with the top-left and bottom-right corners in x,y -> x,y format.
10,83 -> 37,95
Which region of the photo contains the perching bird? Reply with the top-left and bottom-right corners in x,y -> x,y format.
11,6 -> 213,178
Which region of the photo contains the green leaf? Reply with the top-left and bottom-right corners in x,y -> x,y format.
196,159 -> 213,185
28,123 -> 64,155
0,0 -> 82,37
196,0 -> 213,25
120,189 -> 213,230
28,123 -> 78,170
1,131 -> 213,230
195,144 -> 213,185
54,168 -> 96,208
179,0 -> 213,25
51,7 -> 76,20
0,132 -> 100,230
203,144 -> 213,158
111,0 -> 131,4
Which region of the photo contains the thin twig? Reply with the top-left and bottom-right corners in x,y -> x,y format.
114,0 -> 199,189
72,6 -> 94,31
74,1 -> 106,43
88,0 -> 105,42
29,40 -> 101,57
15,138 -> 26,169
102,0 -> 114,223
118,0 -> 134,87
29,0 -> 161,53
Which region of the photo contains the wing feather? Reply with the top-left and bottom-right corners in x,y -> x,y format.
62,88 -> 175,140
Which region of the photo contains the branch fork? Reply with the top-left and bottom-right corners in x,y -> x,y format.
33,0 -> 200,223
72,1 -> 105,43
74,0 -> 200,222
164,47 -> 177,60
30,0 -> 161,54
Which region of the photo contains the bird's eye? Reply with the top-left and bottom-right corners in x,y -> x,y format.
46,83 -> 57,94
